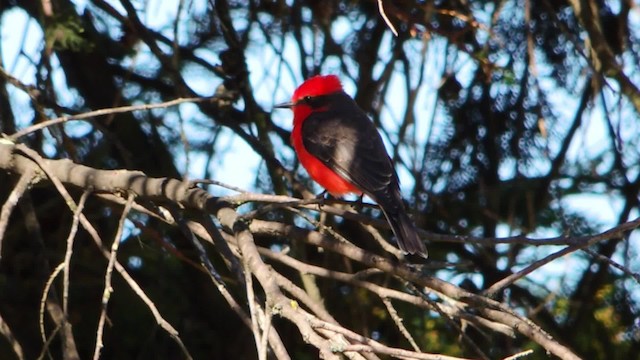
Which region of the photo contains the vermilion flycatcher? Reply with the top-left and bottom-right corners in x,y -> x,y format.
276,75 -> 427,257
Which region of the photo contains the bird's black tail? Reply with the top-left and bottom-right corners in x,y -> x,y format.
381,207 -> 428,258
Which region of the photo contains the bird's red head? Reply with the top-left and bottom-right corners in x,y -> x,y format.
291,75 -> 343,104
275,75 -> 344,124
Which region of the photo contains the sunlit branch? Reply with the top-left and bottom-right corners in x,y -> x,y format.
8,96 -> 213,140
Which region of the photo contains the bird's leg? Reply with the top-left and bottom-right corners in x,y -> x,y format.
315,189 -> 328,199
353,193 -> 365,212
314,191 -> 331,234
314,190 -> 330,208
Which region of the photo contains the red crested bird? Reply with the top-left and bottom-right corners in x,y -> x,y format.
275,75 -> 427,257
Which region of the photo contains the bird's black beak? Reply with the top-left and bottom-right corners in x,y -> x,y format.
274,101 -> 294,109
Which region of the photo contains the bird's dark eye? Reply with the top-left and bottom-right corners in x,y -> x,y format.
299,95 -> 327,108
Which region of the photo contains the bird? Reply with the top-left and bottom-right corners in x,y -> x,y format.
275,74 -> 427,257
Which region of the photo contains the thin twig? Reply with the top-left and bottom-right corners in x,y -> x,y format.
39,262 -> 65,357
502,349 -> 534,360
381,297 -> 421,352
285,206 -> 358,251
9,96 -> 211,140
407,283 -> 490,360
583,248 -> 640,284
0,65 -> 40,101
36,325 -> 62,360
258,307 -> 272,360
190,178 -> 250,193
63,190 -> 90,319
93,192 -> 134,360
0,311 -> 24,360
484,217 -> 640,297
0,169 -> 34,260
377,0 -> 399,36
244,240 -> 265,359
270,270 -> 337,324
310,318 -> 470,360
382,297 -> 422,352
484,246 -> 582,297
361,223 -> 403,259
435,9 -> 489,34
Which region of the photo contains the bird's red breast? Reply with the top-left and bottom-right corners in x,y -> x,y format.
290,121 -> 361,195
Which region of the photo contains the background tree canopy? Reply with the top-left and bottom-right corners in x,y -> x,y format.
0,0 -> 639,359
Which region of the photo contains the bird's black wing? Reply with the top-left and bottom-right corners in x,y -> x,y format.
301,92 -> 427,257
300,93 -> 397,195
